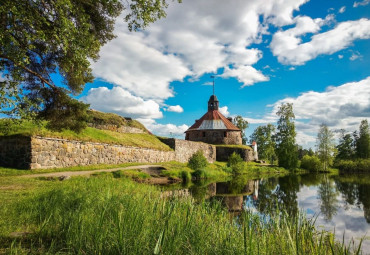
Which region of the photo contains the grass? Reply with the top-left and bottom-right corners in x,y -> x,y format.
0,162 -> 144,177
216,144 -> 252,150
0,119 -> 171,151
87,110 -> 148,132
0,175 -> 361,254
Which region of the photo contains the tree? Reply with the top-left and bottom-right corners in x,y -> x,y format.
233,115 -> 249,144
356,119 -> 370,159
0,0 -> 174,131
336,129 -> 355,160
250,124 -> 276,163
274,103 -> 298,169
316,124 -> 335,171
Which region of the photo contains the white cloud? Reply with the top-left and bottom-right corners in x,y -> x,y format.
219,106 -> 230,117
139,118 -> 188,138
245,77 -> 370,147
271,18 -> 370,65
91,24 -> 190,100
91,0 -> 314,99
350,51 -> 362,60
353,0 -> 370,7
222,65 -> 269,87
166,105 -> 184,113
339,6 -> 346,13
82,86 -> 163,119
338,55 -> 344,59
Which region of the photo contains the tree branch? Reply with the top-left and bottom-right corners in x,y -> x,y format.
0,54 -> 57,90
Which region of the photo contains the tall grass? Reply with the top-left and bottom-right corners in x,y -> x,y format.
2,177 -> 360,254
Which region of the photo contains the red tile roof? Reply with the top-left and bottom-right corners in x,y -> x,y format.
186,110 -> 240,132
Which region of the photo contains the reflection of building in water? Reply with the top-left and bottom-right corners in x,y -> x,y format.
208,179 -> 260,212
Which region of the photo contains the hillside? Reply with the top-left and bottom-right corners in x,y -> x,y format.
0,116 -> 171,151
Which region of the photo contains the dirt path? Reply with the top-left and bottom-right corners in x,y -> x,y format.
20,165 -> 162,179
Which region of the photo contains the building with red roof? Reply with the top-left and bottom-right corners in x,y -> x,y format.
185,95 -> 242,145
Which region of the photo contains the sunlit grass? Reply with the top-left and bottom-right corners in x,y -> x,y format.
0,176 -> 361,254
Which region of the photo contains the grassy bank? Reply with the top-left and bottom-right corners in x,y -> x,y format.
0,176 -> 359,254
0,119 -> 171,151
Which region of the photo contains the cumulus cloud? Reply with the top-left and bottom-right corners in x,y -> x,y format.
350,51 -> 362,60
271,18 -> 370,65
222,65 -> 269,87
82,86 -> 163,119
339,6 -> 346,13
138,119 -> 188,138
91,0 -> 315,97
166,105 -> 184,113
353,0 -> 370,7
219,106 -> 230,116
245,77 -> 370,146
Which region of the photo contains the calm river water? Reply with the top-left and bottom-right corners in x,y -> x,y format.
163,173 -> 370,253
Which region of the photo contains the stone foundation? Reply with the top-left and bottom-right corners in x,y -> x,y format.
0,136 -> 216,169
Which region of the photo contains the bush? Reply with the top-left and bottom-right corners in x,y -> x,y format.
227,152 -> 243,167
227,152 -> 245,174
334,159 -> 370,172
188,150 -> 208,170
300,155 -> 322,172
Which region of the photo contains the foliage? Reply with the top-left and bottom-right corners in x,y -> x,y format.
0,119 -> 171,151
187,150 -> 208,170
297,146 -> 314,160
300,155 -> 322,172
0,176 -> 359,254
181,170 -> 192,183
336,130 -> 355,160
316,124 -> 335,171
0,0 -> 175,128
356,119 -> 370,159
232,115 -> 249,144
250,124 -> 276,163
274,103 -> 298,169
334,159 -> 370,172
215,144 -> 252,150
227,152 -> 245,175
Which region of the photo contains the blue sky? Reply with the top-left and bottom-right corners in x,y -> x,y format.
77,0 -> 370,148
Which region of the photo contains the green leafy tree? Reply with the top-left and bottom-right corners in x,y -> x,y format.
250,124 -> 276,163
232,115 -> 249,144
356,119 -> 370,159
274,103 -> 298,169
316,124 -> 335,171
336,129 -> 355,160
0,0 -> 175,131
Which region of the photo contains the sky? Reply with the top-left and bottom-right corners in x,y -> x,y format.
77,0 -> 370,149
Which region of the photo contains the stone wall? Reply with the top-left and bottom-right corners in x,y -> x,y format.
216,146 -> 255,162
160,138 -> 216,163
0,136 -> 216,169
186,130 -> 242,145
0,136 -> 31,169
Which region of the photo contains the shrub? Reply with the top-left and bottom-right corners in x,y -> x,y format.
227,152 -> 243,167
300,155 -> 322,172
188,150 -> 208,170
227,152 -> 245,175
335,159 -> 370,172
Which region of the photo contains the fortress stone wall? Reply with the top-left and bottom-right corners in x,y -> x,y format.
0,136 -> 216,169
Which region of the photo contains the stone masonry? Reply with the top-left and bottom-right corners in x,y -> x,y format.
0,136 -> 216,169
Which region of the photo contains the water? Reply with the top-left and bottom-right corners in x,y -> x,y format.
163,173 -> 370,253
